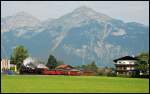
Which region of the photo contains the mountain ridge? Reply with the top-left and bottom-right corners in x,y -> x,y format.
1,6 -> 149,67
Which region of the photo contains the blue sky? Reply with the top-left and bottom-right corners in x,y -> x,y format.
1,1 -> 149,25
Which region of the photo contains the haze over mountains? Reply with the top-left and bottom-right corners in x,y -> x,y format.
1,6 -> 149,67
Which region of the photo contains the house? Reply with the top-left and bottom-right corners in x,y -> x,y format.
55,64 -> 82,76
113,56 -> 138,76
55,64 -> 74,70
1,59 -> 10,72
1,59 -> 17,73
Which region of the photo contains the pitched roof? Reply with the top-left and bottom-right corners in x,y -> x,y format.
113,56 -> 138,62
56,64 -> 73,69
69,69 -> 80,71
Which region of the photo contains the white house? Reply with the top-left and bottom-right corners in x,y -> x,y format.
113,56 -> 138,76
1,59 -> 17,72
1,59 -> 10,72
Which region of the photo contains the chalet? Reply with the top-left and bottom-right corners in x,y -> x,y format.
113,56 -> 138,76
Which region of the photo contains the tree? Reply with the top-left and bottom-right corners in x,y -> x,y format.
136,52 -> 149,61
135,52 -> 149,76
80,61 -> 98,72
90,61 -> 98,72
46,55 -> 57,69
10,45 -> 29,70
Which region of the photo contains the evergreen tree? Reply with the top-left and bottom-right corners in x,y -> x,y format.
90,61 -> 98,72
46,55 -> 57,69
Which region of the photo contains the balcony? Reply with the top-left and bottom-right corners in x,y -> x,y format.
115,64 -> 135,67
116,67 -> 135,72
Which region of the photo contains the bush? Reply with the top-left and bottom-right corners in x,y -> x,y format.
140,75 -> 149,78
117,74 -> 129,78
130,71 -> 140,78
107,72 -> 117,77
97,72 -> 104,76
10,67 -> 16,71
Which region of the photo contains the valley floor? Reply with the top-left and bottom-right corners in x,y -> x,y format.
1,75 -> 149,93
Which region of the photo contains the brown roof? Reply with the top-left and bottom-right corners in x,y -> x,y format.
56,64 -> 73,69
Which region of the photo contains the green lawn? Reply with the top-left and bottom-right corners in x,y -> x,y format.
1,75 -> 149,93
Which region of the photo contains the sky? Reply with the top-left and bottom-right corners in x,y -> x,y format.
1,1 -> 149,25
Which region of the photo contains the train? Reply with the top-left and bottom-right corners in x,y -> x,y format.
19,64 -> 82,76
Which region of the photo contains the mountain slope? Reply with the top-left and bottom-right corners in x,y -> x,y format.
1,6 -> 149,67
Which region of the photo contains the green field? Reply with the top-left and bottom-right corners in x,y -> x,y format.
1,75 -> 149,93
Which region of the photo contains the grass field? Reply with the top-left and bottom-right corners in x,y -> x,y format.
1,75 -> 149,93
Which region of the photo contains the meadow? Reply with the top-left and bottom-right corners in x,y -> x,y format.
1,75 -> 149,93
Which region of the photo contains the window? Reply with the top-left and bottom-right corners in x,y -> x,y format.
118,61 -> 121,64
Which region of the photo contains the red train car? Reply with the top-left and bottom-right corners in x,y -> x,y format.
42,69 -> 65,75
41,64 -> 82,76
42,69 -> 81,76
67,69 -> 82,76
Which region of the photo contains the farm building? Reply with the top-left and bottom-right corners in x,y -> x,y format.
113,56 -> 138,76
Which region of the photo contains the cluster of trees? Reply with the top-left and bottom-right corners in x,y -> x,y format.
133,52 -> 149,77
76,61 -> 98,72
81,61 -> 98,72
97,67 -> 116,76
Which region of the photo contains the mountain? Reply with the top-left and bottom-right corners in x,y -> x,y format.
1,11 -> 40,33
1,6 -> 149,67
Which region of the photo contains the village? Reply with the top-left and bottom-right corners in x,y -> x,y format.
1,45 -> 149,78
1,1 -> 149,93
